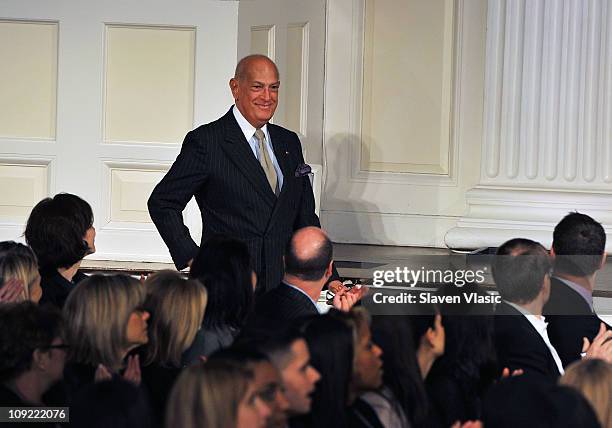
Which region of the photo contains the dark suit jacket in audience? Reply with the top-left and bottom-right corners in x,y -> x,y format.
253,282 -> 319,325
494,302 -> 561,383
543,276 -> 612,367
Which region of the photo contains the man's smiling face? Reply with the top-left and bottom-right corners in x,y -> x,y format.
230,57 -> 280,129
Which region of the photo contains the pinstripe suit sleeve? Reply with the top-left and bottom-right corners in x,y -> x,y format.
148,130 -> 208,269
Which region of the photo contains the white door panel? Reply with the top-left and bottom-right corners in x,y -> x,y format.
0,0 -> 239,262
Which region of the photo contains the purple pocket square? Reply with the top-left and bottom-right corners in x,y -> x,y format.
295,163 -> 312,177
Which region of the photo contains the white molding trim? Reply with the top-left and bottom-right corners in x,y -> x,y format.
321,210 -> 458,247
445,186 -> 612,250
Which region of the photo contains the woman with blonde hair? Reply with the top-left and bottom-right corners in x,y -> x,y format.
62,274 -> 149,402
166,359 -> 271,428
140,270 -> 207,419
560,358 -> 612,428
0,241 -> 41,304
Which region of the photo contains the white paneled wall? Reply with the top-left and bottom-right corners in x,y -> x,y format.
323,0 -> 486,246
446,0 -> 612,250
0,0 -> 238,262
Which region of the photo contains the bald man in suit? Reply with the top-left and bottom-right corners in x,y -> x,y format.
148,55 -> 341,293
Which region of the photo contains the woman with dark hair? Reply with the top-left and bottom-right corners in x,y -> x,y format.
290,312 -> 355,428
183,235 -> 255,362
24,193 -> 95,308
292,309 -> 384,428
364,315 -> 429,428
425,286 -> 497,427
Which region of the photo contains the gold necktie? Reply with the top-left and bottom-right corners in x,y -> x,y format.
254,129 -> 278,195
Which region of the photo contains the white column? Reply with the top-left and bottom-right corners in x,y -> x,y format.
446,0 -> 612,249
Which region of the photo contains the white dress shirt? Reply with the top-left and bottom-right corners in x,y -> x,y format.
505,301 -> 565,375
232,106 -> 284,190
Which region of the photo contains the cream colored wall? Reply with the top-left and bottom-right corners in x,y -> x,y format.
0,21 -> 58,140
322,0 -> 487,247
361,0 -> 454,174
104,25 -> 195,144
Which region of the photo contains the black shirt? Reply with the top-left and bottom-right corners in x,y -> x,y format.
39,270 -> 87,309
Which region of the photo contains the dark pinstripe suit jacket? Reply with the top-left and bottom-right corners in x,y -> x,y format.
148,107 -> 338,292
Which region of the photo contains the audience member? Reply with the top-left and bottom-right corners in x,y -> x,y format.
184,235 -> 255,362
425,286 -> 498,427
560,359 -> 612,428
10,194 -> 612,428
411,309 -> 445,379
62,274 -> 149,402
364,315 -> 429,428
482,376 -> 601,428
24,193 -> 95,308
252,227 -> 361,329
255,328 -> 321,422
290,312 -> 354,428
0,241 -> 41,303
491,238 -> 564,382
140,270 -> 207,421
550,385 -> 602,428
166,359 -> 271,428
209,347 -> 290,428
70,378 -> 153,428
291,309 -> 384,428
544,212 -> 612,366
346,308 -> 385,428
0,302 -> 66,408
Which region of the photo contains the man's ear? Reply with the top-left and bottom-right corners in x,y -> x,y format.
32,349 -> 48,371
324,260 -> 333,278
599,252 -> 607,270
541,274 -> 551,299
549,246 -> 556,258
229,78 -> 239,99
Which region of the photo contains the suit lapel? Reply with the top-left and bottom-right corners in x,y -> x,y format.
220,109 -> 276,205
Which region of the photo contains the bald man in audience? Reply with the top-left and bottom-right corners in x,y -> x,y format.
252,227 -> 361,328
